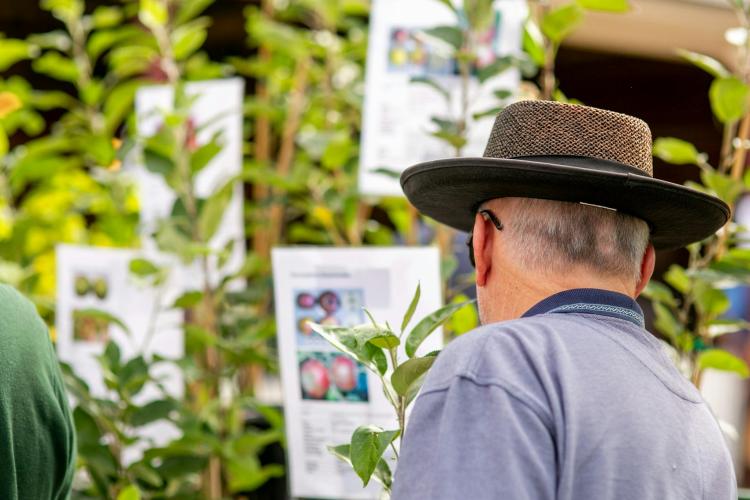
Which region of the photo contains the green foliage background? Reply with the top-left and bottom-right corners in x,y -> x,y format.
1,0 -> 750,498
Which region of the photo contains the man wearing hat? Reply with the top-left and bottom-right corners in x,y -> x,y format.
392,100 -> 736,499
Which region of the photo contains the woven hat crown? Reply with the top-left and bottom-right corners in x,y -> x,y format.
483,100 -> 653,176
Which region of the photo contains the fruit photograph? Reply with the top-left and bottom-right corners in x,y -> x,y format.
298,351 -> 369,403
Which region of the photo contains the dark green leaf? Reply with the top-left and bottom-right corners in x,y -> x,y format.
349,426 -> 399,486
368,334 -> 400,349
405,300 -> 475,357
391,355 -> 436,396
130,399 -> 176,426
476,56 -> 513,83
199,177 -> 236,241
401,283 -> 421,333
423,26 -> 463,50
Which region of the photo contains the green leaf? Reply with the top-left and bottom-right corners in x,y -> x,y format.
664,264 -> 690,294
541,4 -> 584,45
523,20 -> 545,66
349,426 -> 399,486
368,334 -> 400,349
129,258 -> 159,277
476,56 -> 513,83
0,39 -> 33,71
449,295 -> 479,335
391,355 -> 436,396
32,52 -> 79,83
175,0 -> 215,25
190,137 -> 222,175
171,18 -> 210,61
641,281 -> 677,307
309,323 -> 389,375
709,76 -> 750,123
652,302 -> 680,341
653,137 -> 702,165
91,5 -> 124,29
405,300 -> 475,357
411,76 -> 450,101
117,485 -> 141,500
173,290 -> 204,308
698,349 -> 750,378
199,177 -> 236,241
707,319 -> 750,338
430,130 -> 467,149
423,26 -> 463,50
576,0 -> 629,11
401,283 -> 421,333
139,0 -> 168,29
130,399 -> 176,427
75,308 -> 130,336
693,284 -> 730,318
464,0 -> 495,32
701,170 -> 743,205
678,49 -> 730,78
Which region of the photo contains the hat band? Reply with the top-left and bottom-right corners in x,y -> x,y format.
504,155 -> 651,178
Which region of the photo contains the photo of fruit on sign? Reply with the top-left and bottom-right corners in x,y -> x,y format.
294,288 -> 365,348
298,351 -> 369,403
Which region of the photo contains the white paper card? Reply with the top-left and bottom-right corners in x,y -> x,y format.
272,247 -> 443,499
132,78 -> 245,284
359,0 -> 526,196
55,244 -> 187,461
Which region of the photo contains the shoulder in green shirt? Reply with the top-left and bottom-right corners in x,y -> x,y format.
0,284 -> 76,499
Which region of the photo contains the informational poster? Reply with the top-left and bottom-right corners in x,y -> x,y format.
272,247 -> 443,499
55,244 -> 187,460
359,0 -> 526,196
132,78 -> 245,284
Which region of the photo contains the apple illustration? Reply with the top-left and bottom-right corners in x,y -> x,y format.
331,355 -> 358,392
300,358 -> 330,399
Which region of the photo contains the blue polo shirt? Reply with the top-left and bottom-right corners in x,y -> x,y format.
392,288 -> 736,500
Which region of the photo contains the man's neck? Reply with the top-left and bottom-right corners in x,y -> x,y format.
482,266 -> 635,324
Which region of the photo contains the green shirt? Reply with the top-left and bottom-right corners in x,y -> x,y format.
0,284 -> 76,499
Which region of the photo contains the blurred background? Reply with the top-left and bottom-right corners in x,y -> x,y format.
3,0 -> 750,498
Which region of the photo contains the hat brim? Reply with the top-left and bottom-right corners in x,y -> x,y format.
400,157 -> 730,250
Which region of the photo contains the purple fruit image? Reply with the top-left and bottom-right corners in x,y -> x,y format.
297,292 -> 315,309
318,291 -> 340,314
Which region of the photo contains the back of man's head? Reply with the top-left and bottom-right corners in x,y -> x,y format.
485,198 -> 650,286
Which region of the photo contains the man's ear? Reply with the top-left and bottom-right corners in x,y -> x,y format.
473,212 -> 493,287
634,243 -> 655,297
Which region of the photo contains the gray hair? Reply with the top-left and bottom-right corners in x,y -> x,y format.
485,198 -> 650,284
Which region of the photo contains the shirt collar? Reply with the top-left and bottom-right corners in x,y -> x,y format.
521,288 -> 645,328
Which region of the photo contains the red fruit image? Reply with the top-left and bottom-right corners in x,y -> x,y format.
300,358 -> 330,399
331,355 -> 358,392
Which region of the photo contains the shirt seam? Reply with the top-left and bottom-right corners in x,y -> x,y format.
419,372 -> 555,432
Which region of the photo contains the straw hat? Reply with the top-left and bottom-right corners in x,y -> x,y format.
400,100 -> 730,249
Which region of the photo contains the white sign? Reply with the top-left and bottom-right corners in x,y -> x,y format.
55,244 -> 187,461
132,77 -> 245,284
359,0 -> 526,196
272,247 -> 443,499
